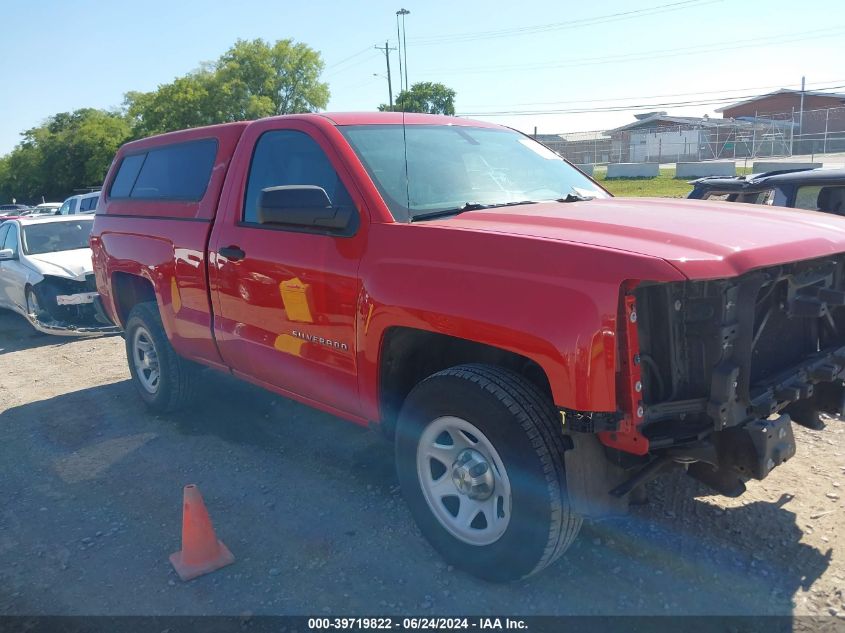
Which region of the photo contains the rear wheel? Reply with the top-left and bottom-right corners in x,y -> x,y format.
124,302 -> 199,413
395,364 -> 582,582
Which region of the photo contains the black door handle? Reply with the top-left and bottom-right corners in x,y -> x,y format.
219,245 -> 246,261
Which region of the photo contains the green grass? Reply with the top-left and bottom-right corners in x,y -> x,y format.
595,166 -> 753,198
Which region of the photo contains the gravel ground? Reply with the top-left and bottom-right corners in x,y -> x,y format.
1,308 -> 844,617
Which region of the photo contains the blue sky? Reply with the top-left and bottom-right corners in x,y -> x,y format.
0,0 -> 842,155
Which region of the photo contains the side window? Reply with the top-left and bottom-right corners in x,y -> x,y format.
814,186 -> 845,215
131,141 -> 217,200
0,225 -> 9,250
58,200 -> 72,215
703,192 -> 733,202
4,224 -> 19,255
794,186 -> 822,211
736,190 -> 774,205
243,130 -> 354,224
110,154 -> 145,198
108,140 -> 217,201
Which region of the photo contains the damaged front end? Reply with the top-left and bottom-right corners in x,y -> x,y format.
29,274 -> 119,336
566,255 -> 845,514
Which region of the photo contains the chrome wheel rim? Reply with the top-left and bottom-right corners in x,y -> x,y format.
416,416 -> 512,546
132,326 -> 160,394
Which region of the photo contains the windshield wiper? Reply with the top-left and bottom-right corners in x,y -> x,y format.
556,193 -> 595,203
410,200 -> 538,222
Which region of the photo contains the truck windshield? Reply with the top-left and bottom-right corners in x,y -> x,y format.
340,124 -> 608,222
22,219 -> 94,254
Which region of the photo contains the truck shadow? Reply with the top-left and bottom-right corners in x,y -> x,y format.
0,371 -> 832,617
562,485 -> 833,615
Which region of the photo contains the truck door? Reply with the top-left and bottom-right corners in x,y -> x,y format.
209,121 -> 367,417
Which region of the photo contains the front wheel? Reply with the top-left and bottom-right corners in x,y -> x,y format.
25,286 -> 45,323
395,364 -> 582,582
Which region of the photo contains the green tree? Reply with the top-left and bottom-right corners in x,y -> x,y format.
125,38 -> 330,137
379,82 -> 456,115
0,37 -> 330,203
125,72 -> 216,139
215,38 -> 330,118
0,109 -> 130,203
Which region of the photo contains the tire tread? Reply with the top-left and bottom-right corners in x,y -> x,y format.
125,301 -> 199,413
414,363 -> 582,579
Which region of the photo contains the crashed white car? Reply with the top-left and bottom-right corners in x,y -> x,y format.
0,216 -> 117,335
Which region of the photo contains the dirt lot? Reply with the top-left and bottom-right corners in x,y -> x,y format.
1,308 -> 844,618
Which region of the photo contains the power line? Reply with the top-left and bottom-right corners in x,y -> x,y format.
418,26 -> 845,75
324,51 -> 383,78
325,46 -> 375,70
323,0 -> 718,85
459,86 -> 845,117
409,0 -> 720,45
459,78 -> 845,110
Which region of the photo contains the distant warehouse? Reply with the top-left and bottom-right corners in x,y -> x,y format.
605,112 -> 776,163
716,88 -> 845,154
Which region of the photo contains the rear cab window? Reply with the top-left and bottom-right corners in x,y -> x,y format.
109,140 -> 217,202
100,124 -> 247,222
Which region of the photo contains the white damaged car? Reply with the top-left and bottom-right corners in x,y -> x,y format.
0,216 -> 118,335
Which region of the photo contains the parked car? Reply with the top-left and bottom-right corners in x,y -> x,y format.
92,113 -> 845,581
0,204 -> 31,222
0,204 -> 31,215
0,216 -> 117,335
21,202 -> 63,216
57,191 -> 101,215
687,167 -> 845,214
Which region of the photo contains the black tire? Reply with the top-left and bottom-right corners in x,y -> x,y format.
124,301 -> 199,413
395,363 -> 582,582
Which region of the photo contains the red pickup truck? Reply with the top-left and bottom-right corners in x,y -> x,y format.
92,112 -> 845,581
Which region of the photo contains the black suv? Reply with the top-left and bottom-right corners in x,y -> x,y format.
687,168 -> 845,215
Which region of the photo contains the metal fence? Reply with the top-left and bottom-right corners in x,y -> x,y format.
538,105 -> 845,166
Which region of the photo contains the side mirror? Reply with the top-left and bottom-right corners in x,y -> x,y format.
257,186 -> 353,231
0,248 -> 15,261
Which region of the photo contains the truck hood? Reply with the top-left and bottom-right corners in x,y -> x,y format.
437,197 -> 845,279
25,248 -> 93,280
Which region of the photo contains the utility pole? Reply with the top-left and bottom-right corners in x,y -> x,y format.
374,41 -> 396,109
396,8 -> 410,92
798,75 -> 806,152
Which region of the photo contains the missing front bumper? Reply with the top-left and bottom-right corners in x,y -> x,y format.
686,413 -> 797,497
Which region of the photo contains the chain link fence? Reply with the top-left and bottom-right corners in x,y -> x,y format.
537,105 -> 845,166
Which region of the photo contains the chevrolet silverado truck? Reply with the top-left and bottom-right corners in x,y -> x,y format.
92,113 -> 845,582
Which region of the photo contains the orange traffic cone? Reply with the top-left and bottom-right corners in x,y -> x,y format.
169,484 -> 235,581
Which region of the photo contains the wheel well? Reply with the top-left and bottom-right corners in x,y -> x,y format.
111,272 -> 156,326
378,327 -> 553,436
